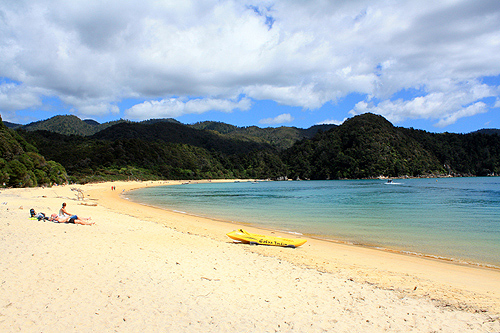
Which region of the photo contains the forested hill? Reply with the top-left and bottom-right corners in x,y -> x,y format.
191,121 -> 337,150
4,113 -> 500,185
400,127 -> 500,177
15,115 -> 336,150
0,116 -> 67,187
20,115 -> 126,136
283,114 -> 445,180
91,121 -> 273,155
283,114 -> 500,179
473,129 -> 500,135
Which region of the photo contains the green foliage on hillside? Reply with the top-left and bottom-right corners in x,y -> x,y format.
401,128 -> 500,176
191,121 -> 240,134
283,114 -> 445,179
91,121 -> 273,155
0,116 -> 67,187
3,121 -> 21,129
20,115 -> 336,150
473,129 -> 500,135
191,121 -> 337,150
22,128 -> 285,183
10,113 -> 500,185
21,115 -> 126,136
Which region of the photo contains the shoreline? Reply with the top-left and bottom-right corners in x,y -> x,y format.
1,180 -> 500,331
123,179 -> 500,272
102,180 -> 500,313
127,198 -> 500,271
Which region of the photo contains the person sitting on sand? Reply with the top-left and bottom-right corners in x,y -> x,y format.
50,213 -> 94,225
59,202 -> 71,217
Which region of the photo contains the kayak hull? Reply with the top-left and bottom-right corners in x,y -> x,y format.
227,229 -> 307,248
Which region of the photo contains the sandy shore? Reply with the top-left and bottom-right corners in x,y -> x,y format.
1,180 -> 499,332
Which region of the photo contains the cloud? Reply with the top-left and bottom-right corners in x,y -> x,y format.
125,97 -> 251,120
259,113 -> 294,125
495,98 -> 500,108
349,80 -> 497,127
435,102 -> 488,128
0,0 -> 499,126
0,82 -> 42,111
317,118 -> 347,126
75,103 -> 120,117
245,84 -> 334,110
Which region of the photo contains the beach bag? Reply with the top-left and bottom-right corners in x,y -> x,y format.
30,208 -> 36,217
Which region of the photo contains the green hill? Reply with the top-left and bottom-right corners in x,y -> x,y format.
21,115 -> 126,136
400,127 -> 500,176
12,113 -> 500,184
140,118 -> 182,125
20,115 -> 334,150
473,129 -> 500,135
0,116 -> 67,187
3,121 -> 21,129
283,113 -> 445,179
91,121 -> 273,155
83,119 -> 100,126
190,121 -> 239,134
191,121 -> 337,150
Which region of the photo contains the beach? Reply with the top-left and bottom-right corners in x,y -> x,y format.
1,180 -> 499,332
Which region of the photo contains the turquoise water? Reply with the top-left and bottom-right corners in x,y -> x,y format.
127,178 -> 500,268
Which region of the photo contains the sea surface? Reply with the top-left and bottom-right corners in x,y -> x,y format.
127,177 -> 500,268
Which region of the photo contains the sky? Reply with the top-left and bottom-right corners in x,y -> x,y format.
1,0 -> 500,133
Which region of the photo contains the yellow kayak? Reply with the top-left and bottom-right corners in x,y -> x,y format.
226,229 -> 307,248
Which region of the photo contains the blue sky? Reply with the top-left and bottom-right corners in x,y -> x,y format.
1,0 -> 500,133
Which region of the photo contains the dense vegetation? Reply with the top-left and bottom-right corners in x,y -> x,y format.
400,127 -> 500,176
2,113 -> 500,186
0,116 -> 67,187
283,114 -> 500,179
19,115 -> 126,136
12,115 -> 336,150
283,114 -> 445,179
18,124 -> 287,183
191,121 -> 337,150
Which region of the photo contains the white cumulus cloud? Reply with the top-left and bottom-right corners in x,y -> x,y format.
125,97 -> 251,120
0,0 -> 499,127
317,118 -> 347,126
259,113 -> 294,125
349,80 -> 498,127
0,82 -> 42,112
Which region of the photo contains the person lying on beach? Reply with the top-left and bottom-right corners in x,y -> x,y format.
49,213 -> 94,225
30,209 -> 49,221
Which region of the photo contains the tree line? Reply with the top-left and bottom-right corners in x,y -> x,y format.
0,116 -> 67,187
2,113 -> 499,187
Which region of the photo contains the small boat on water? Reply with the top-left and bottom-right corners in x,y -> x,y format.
227,229 -> 307,248
385,179 -> 403,185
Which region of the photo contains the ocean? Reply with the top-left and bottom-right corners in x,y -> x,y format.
126,177 -> 500,268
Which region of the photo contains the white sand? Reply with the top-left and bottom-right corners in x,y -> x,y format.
0,181 -> 499,332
